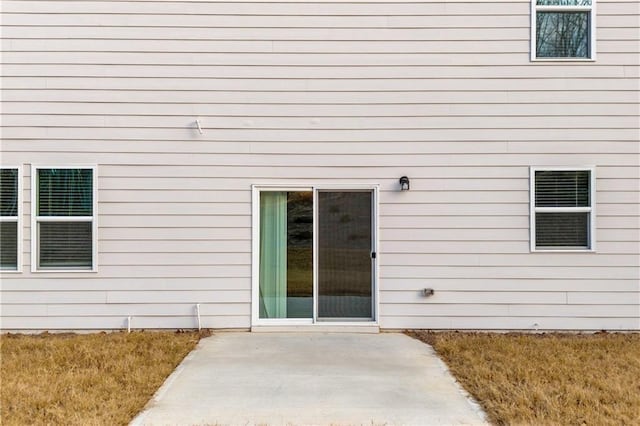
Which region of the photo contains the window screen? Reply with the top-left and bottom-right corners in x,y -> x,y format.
535,212 -> 589,247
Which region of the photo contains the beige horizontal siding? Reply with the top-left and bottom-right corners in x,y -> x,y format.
3,66 -> 638,80
3,102 -> 639,117
0,278 -> 250,292
1,303 -> 249,317
0,1 -> 532,15
1,0 -> 638,331
0,316 -> 247,330
4,115 -> 640,128
5,142 -> 640,157
6,39 -> 638,53
5,88 -> 638,105
380,317 -> 639,330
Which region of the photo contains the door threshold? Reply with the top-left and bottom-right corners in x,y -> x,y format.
251,324 -> 380,333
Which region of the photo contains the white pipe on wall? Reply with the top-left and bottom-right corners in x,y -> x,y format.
195,304 -> 201,331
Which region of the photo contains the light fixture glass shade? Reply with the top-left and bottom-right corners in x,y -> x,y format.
399,176 -> 410,191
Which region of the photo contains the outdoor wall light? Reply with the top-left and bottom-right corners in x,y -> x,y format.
399,176 -> 410,191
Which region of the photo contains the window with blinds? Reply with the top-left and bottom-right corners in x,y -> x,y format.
0,168 -> 20,270
531,168 -> 595,251
33,167 -> 96,270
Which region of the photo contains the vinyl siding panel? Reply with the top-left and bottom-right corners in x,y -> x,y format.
0,316 -> 248,330
1,0 -> 638,331
381,317 -> 639,330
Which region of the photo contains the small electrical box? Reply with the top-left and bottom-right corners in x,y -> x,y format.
422,288 -> 435,297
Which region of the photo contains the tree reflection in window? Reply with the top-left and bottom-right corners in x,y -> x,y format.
537,12 -> 589,57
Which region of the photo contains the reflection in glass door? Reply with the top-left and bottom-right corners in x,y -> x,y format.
257,188 -> 375,322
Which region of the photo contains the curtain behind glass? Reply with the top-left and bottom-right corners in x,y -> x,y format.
259,192 -> 288,318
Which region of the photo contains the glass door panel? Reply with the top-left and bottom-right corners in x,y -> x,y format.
258,191 -> 313,319
317,191 -> 373,320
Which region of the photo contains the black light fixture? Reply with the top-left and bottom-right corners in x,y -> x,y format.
399,176 -> 410,191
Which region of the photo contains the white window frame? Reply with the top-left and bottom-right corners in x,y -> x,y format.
251,183 -> 380,327
1,166 -> 22,273
31,165 -> 98,272
531,0 -> 596,61
530,166 -> 596,252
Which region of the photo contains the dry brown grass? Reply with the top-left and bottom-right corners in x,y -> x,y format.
407,331 -> 640,426
0,330 -> 205,426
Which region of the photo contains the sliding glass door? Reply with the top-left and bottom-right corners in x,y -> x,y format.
318,191 -> 373,320
256,188 -> 375,323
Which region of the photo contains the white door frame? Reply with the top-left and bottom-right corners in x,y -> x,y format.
250,184 -> 379,327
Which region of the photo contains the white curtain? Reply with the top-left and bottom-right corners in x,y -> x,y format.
259,192 -> 288,318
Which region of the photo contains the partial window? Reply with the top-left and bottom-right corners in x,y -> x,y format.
532,0 -> 595,60
33,167 -> 96,271
530,168 -> 595,251
1,168 -> 20,271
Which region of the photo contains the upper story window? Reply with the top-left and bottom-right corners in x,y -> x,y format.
32,167 -> 97,271
1,167 -> 21,271
530,167 -> 595,251
532,0 -> 595,60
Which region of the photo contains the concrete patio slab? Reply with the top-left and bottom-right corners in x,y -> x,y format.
131,332 -> 487,426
